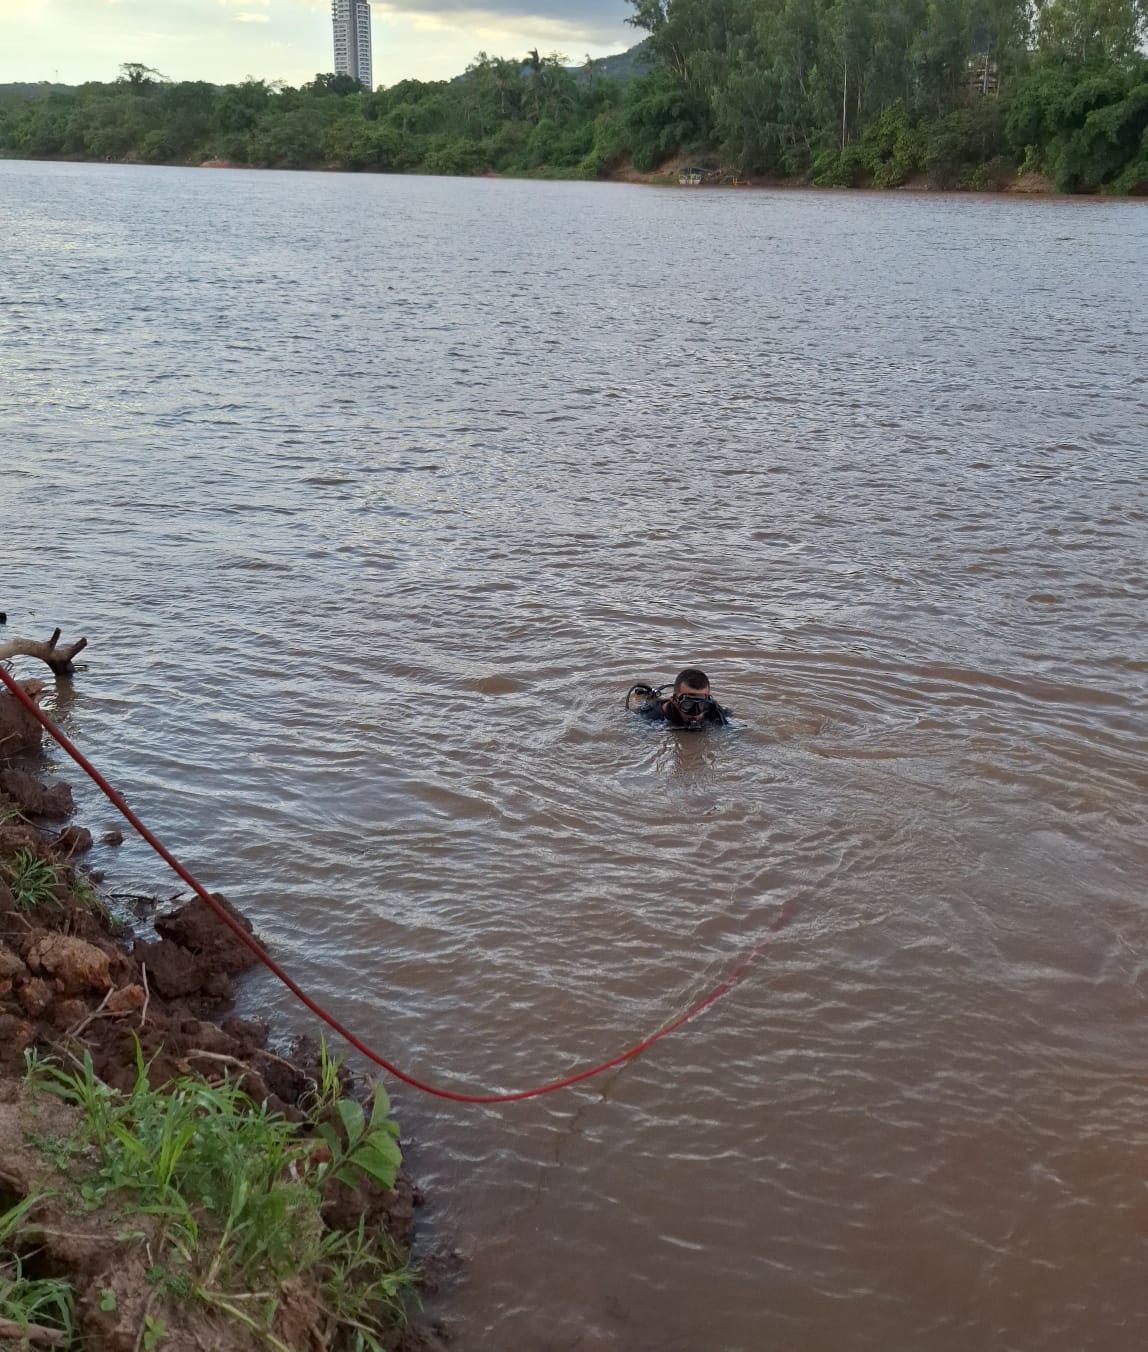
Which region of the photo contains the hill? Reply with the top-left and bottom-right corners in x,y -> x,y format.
572,40 -> 653,83
0,83 -> 73,99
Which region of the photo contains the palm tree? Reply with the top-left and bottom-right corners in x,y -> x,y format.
526,47 -> 543,119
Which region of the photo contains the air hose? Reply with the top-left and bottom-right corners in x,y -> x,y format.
0,664 -> 779,1104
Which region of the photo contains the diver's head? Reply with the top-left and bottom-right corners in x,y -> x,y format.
672,667 -> 713,724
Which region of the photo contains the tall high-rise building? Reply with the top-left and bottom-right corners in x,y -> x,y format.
332,0 -> 372,88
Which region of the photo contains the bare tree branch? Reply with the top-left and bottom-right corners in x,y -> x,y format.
0,629 -> 88,674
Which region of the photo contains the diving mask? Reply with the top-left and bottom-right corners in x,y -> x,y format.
674,692 -> 713,718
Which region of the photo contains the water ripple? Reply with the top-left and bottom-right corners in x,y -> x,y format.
2,162 -> 1147,1352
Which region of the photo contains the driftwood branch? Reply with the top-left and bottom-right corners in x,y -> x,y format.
0,1316 -> 68,1346
0,629 -> 87,675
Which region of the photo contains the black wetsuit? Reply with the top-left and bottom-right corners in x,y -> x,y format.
637,699 -> 731,728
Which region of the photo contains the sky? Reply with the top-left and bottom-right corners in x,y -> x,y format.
0,0 -> 637,88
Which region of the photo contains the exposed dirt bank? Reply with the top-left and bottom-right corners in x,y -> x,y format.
609,157 -> 1070,197
0,677 -> 449,1351
1007,171 -> 1058,194
1,151 -> 1122,199
185,153 -> 1097,199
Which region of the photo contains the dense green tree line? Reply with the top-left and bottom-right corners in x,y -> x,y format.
1,0 -> 1145,193
625,0 -> 1147,188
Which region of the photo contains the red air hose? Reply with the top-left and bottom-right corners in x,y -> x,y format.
0,664 -> 782,1103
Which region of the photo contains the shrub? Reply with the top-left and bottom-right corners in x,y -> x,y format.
859,102 -> 925,187
624,69 -> 709,171
811,143 -> 866,186
925,102 -> 1005,187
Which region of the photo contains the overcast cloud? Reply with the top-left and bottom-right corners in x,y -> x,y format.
393,0 -> 625,19
0,0 -> 636,87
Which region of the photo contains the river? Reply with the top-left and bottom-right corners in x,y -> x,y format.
2,159 -> 1147,1351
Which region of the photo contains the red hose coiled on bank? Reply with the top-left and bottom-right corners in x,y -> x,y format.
0,664 -> 781,1103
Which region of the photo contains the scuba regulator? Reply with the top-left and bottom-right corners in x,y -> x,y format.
625,683 -> 729,726
625,683 -> 665,713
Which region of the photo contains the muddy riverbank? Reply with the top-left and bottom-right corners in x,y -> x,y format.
0,667 -> 447,1351
0,150 -> 1088,199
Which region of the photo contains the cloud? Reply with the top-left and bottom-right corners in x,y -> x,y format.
0,0 -> 636,88
385,0 -> 626,21
379,0 -> 630,42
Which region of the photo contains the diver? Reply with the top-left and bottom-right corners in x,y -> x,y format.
626,667 -> 731,728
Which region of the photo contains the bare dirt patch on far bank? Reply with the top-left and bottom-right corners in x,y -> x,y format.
1006,171 -> 1057,194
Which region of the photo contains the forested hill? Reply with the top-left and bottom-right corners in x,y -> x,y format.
575,40 -> 655,83
0,83 -> 72,98
1,0 -> 1145,194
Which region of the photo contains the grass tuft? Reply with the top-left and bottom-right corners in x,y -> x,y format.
304,1033 -> 346,1116
23,1042 -> 414,1347
0,1193 -> 76,1343
0,847 -> 129,933
2,848 -> 62,911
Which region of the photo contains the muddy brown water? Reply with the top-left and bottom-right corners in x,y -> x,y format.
2,160 -> 1148,1351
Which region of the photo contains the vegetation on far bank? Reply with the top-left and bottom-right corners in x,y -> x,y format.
0,0 -> 1146,193
1,6 -> 1147,194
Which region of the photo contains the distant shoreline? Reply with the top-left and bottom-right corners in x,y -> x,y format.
7,152 -> 1146,201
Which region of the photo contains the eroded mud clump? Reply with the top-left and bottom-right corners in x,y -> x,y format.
0,693 -> 446,1352
0,679 -> 50,758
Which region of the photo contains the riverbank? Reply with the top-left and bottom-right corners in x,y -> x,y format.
5,149 -> 1097,199
608,160 -> 1066,195
207,154 -> 1067,195
0,665 -> 445,1351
